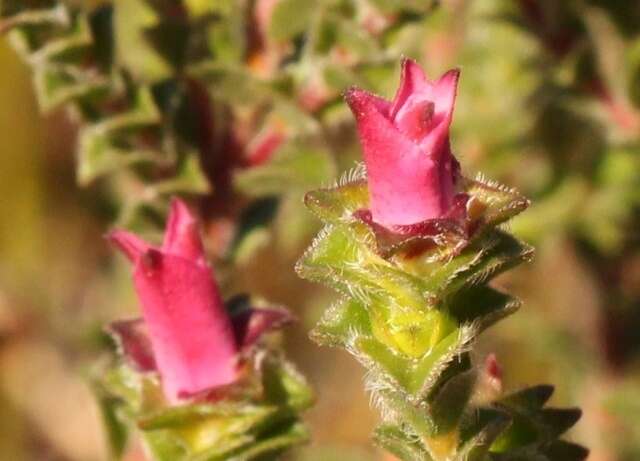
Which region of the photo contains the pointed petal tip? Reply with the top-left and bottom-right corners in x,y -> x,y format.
106,318 -> 157,372
440,67 -> 461,85
399,58 -> 460,85
343,86 -> 367,115
343,87 -> 388,118
448,67 -> 461,77
400,56 -> 421,73
104,229 -> 122,243
106,229 -> 151,263
435,68 -> 461,98
342,85 -> 363,104
163,197 -> 206,262
168,197 -> 197,226
431,67 -> 462,122
233,306 -> 296,351
104,230 -> 116,244
390,57 -> 429,117
170,196 -> 191,212
400,58 -> 428,87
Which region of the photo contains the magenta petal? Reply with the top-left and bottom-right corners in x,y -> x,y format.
437,139 -> 457,211
393,98 -> 437,143
133,250 -> 238,402
345,87 -> 449,226
231,307 -> 295,352
421,69 -> 460,151
247,129 -> 286,166
162,199 -> 206,265
107,230 -> 152,263
391,62 -> 459,126
393,68 -> 460,153
390,58 -> 429,118
432,68 -> 460,116
107,318 -> 157,372
345,60 -> 463,226
410,68 -> 460,124
344,86 -> 393,118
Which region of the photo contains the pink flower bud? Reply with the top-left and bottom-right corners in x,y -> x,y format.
484,353 -> 503,395
345,58 -> 460,227
245,123 -> 286,167
108,199 -> 238,402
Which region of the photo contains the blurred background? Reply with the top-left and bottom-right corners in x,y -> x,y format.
0,0 -> 639,459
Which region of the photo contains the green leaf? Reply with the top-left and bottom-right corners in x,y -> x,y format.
445,285 -> 520,333
113,0 -> 172,82
1,3 -> 68,26
457,408 -> 511,461
268,0 -> 314,42
228,197 -> 280,261
355,324 -> 475,400
192,64 -> 268,105
374,424 -> 433,461
188,434 -> 254,461
149,151 -> 211,196
101,365 -> 149,412
310,297 -> 371,348
235,143 -> 334,197
33,65 -> 109,112
185,0 -> 233,17
464,178 -> 530,228
367,0 -> 436,14
429,370 -> 476,435
261,354 -> 314,411
143,430 -> 188,461
541,441 -> 589,461
77,87 -> 161,185
491,386 -> 583,451
498,386 -> 555,414
205,421 -> 309,461
539,408 -> 583,440
303,177 -> 369,223
206,7 -> 245,65
377,390 -> 437,439
296,223 -> 429,312
77,133 -> 156,186
433,230 -> 534,294
28,13 -> 93,64
331,17 -> 380,58
92,381 -> 130,459
137,403 -> 262,431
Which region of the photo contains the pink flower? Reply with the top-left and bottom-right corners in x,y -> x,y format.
108,199 -> 291,403
345,58 -> 461,227
245,123 -> 286,167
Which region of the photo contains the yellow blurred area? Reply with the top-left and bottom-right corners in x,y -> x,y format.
0,39 -> 111,461
0,39 -> 45,287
